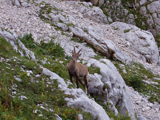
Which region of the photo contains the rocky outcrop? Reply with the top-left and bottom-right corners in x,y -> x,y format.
129,87 -> 160,120
110,22 -> 159,65
87,58 -> 136,119
0,29 -> 36,60
42,68 -> 110,120
102,0 -> 160,40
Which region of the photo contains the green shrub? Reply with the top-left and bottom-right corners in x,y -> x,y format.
40,40 -> 65,57
19,33 -> 65,57
127,75 -> 143,91
0,36 -> 15,55
20,33 -> 35,48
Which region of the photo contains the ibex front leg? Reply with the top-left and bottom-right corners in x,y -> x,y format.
76,75 -> 79,88
69,72 -> 73,83
84,75 -> 89,94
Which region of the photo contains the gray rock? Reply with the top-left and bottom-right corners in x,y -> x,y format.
140,0 -> 147,5
49,13 -> 59,22
0,30 -> 36,60
57,23 -> 68,31
90,0 -> 104,6
59,14 -> 68,23
87,58 -> 136,120
55,114 -> 62,120
14,76 -> 22,82
14,0 -> 21,7
110,22 -> 159,65
140,6 -> 147,14
17,39 -> 36,60
42,67 -> 110,120
2,31 -> 16,41
81,1 -> 92,7
69,26 -> 132,64
88,73 -> 104,95
138,116 -> 147,120
65,89 -> 110,120
78,4 -> 108,24
7,0 -> 13,5
147,1 -> 160,13
21,2 -> 29,7
78,114 -> 83,120
19,95 -> 28,100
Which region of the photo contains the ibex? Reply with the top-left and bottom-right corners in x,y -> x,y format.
67,47 -> 89,94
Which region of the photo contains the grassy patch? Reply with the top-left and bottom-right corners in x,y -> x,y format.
92,97 -> 131,120
70,37 -> 83,43
88,66 -> 100,74
19,33 -> 65,58
0,36 -> 94,119
124,29 -> 131,33
114,62 -> 160,103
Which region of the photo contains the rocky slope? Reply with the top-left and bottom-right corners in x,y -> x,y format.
98,0 -> 160,46
0,0 -> 160,120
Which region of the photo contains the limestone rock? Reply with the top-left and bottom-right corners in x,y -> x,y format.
87,58 -> 136,120
138,116 -> 147,120
15,0 -> 21,7
42,67 -> 110,120
129,87 -> 160,120
90,0 -> 104,7
57,23 -> 68,31
69,26 -> 133,64
0,30 -> 36,60
88,73 -> 104,95
110,22 -> 159,65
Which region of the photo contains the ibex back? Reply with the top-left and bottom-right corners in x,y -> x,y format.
67,47 -> 89,94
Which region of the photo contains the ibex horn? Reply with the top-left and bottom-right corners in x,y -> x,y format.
77,48 -> 82,54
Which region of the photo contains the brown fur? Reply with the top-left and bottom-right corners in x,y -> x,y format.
67,47 -> 89,94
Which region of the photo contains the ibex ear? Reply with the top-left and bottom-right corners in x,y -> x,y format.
78,53 -> 81,57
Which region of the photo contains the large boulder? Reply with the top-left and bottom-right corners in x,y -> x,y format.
69,26 -> 133,64
42,68 -> 110,120
87,58 -> 136,120
110,22 -> 159,65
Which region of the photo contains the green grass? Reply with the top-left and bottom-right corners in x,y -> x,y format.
0,36 -> 94,119
114,62 -> 160,103
124,29 -> 131,33
70,37 -> 83,43
19,33 -> 65,58
88,66 -> 100,74
92,96 -> 131,120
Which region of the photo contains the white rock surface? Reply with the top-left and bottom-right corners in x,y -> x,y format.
42,67 -> 110,120
88,73 -> 104,95
129,87 -> 160,120
87,58 -> 136,120
110,22 -> 159,65
0,29 -> 36,60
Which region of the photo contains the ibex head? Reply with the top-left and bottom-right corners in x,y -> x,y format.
72,47 -> 82,63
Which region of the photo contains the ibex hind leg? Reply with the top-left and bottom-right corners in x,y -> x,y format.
78,79 -> 85,88
84,75 -> 89,94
